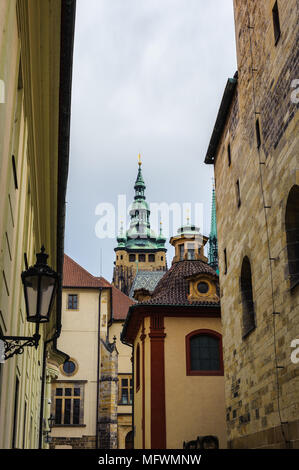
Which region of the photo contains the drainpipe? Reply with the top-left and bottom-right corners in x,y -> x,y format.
96,288 -> 103,448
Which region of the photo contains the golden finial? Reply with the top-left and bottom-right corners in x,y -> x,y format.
138,153 -> 142,166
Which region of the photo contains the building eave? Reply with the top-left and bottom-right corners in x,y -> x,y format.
204,73 -> 238,165
54,0 -> 76,344
121,302 -> 221,345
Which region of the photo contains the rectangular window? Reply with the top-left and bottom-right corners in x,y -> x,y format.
67,294 -> 78,310
187,243 -> 195,260
236,180 -> 241,208
256,119 -> 261,149
179,244 -> 185,260
129,254 -> 136,262
272,1 -> 281,45
119,375 -> 133,405
53,383 -> 84,425
227,143 -> 231,167
149,254 -> 155,262
138,254 -> 146,262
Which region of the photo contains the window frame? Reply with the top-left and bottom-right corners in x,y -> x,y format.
60,358 -> 79,377
67,293 -> 79,310
185,329 -> 224,376
118,374 -> 133,405
52,381 -> 86,427
285,185 -> 299,290
240,256 -> 256,339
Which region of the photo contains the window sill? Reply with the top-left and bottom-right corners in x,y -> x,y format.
186,370 -> 224,376
53,424 -> 86,428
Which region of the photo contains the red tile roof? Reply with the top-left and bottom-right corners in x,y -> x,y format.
63,254 -> 110,288
140,259 -> 220,306
111,286 -> 134,320
63,254 -> 133,319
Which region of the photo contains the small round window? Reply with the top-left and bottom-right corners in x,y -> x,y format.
197,282 -> 209,294
62,359 -> 77,376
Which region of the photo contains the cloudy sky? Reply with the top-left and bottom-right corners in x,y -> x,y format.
64,0 -> 237,282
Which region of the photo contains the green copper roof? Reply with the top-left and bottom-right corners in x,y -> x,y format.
116,159 -> 166,252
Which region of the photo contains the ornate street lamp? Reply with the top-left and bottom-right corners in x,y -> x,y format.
0,246 -> 59,360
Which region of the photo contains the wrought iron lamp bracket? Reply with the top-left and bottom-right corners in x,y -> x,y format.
1,333 -> 41,360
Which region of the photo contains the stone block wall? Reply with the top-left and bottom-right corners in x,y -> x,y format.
98,339 -> 119,449
212,0 -> 299,448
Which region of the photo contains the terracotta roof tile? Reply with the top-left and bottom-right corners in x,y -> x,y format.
112,286 -> 135,320
139,260 -> 220,307
63,254 -> 110,288
63,254 -> 134,319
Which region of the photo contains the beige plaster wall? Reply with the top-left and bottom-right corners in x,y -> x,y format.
164,316 -> 227,449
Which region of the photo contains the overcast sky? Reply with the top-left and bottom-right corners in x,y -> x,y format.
64,0 -> 237,282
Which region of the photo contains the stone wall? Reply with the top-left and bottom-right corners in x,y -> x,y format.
211,0 -> 299,448
50,435 -> 96,449
98,339 -> 119,449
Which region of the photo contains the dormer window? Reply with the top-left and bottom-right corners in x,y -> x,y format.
187,243 -> 195,260
187,276 -> 219,303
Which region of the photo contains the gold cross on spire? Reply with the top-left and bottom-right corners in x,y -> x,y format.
138,153 -> 142,166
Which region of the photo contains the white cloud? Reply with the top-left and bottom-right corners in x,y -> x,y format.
65,0 -> 237,280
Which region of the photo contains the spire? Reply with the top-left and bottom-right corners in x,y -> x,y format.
208,182 -> 219,273
116,218 -> 127,247
134,153 -> 146,200
157,221 -> 166,247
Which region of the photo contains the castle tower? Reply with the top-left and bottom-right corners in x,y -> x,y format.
113,156 -> 167,295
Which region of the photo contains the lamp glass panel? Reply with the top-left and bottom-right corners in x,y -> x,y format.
39,275 -> 55,318
25,275 -> 38,319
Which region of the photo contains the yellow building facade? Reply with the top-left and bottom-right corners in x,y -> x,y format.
0,0 -> 75,448
205,0 -> 299,449
50,255 -> 134,449
121,226 -> 227,449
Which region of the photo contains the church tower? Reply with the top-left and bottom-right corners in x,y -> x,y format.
112,156 -> 167,295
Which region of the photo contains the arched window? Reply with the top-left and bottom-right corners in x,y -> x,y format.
186,330 -> 223,376
240,256 -> 256,337
136,344 -> 140,391
286,185 -> 299,290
